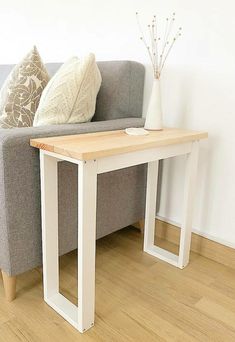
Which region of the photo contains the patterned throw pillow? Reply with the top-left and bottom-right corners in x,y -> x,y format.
0,46 -> 50,128
33,53 -> 102,126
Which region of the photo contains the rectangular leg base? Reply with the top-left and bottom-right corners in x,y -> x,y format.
144,246 -> 187,269
45,294 -> 94,333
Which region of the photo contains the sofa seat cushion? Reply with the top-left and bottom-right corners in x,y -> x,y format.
33,53 -> 102,126
0,46 -> 49,128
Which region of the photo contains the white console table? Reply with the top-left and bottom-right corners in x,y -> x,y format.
31,127 -> 207,333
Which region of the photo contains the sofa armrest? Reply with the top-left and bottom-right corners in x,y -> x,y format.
0,117 -> 145,143
0,117 -> 144,275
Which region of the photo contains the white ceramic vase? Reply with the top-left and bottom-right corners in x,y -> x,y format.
144,78 -> 163,130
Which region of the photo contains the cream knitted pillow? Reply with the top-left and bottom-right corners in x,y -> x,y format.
33,53 -> 102,126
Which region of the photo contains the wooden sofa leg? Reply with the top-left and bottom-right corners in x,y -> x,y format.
138,219 -> 145,234
1,270 -> 16,302
133,219 -> 145,234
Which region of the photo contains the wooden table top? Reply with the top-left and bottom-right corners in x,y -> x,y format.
30,128 -> 208,160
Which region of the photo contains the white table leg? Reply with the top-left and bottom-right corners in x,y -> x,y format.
144,160 -> 179,267
144,141 -> 199,268
40,152 -> 79,329
40,151 -> 60,300
77,160 -> 97,332
178,141 -> 199,268
40,152 -> 97,333
144,160 -> 159,252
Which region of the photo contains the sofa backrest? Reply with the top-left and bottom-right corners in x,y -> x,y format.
0,60 -> 145,121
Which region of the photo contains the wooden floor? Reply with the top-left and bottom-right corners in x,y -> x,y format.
1,227 -> 235,341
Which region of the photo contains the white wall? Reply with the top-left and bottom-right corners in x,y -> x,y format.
0,0 -> 235,247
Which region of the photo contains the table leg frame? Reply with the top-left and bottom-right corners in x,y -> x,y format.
40,151 -> 97,333
143,141 -> 199,269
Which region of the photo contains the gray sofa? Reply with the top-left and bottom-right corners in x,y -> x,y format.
0,61 -> 146,299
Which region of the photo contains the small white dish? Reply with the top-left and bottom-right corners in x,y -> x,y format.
125,127 -> 149,136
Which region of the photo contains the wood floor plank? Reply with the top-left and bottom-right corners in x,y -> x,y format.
195,297 -> 235,332
0,227 -> 235,341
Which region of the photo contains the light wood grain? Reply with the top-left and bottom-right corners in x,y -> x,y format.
1,271 -> 16,302
1,227 -> 235,341
134,219 -> 235,270
153,219 -> 235,270
30,128 -> 208,160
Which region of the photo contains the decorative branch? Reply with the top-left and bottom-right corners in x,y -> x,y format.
160,28 -> 182,73
136,11 -> 182,79
136,12 -> 155,72
159,13 -> 175,71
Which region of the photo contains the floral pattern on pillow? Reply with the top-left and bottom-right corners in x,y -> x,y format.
0,46 -> 49,128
